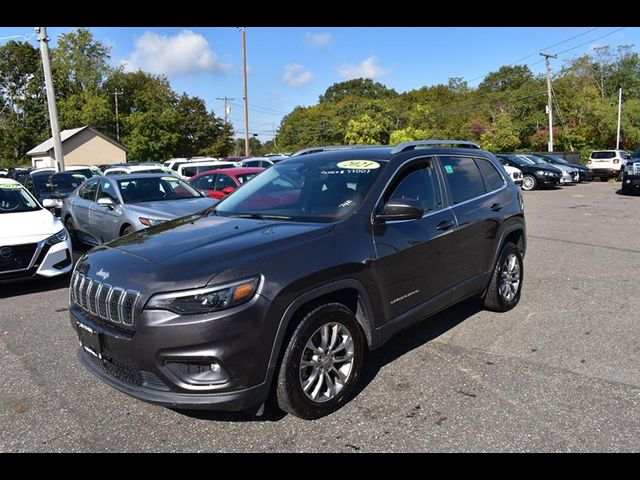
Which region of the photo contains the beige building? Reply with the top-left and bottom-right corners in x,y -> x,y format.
26,126 -> 127,168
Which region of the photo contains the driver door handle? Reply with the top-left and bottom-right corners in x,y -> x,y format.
490,202 -> 502,212
436,219 -> 455,231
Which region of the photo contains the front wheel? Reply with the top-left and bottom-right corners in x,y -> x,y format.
521,175 -> 537,191
483,242 -> 523,312
276,303 -> 365,420
65,216 -> 81,247
121,224 -> 135,236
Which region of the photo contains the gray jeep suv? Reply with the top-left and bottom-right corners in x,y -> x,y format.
69,141 -> 526,419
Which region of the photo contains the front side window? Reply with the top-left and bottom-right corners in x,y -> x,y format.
0,183 -> 41,213
214,158 -> 387,222
384,160 -> 441,213
215,174 -> 236,191
117,176 -> 202,203
475,158 -> 505,192
78,179 -> 99,201
97,180 -> 119,204
439,156 -> 486,204
191,174 -> 216,190
182,166 -> 198,177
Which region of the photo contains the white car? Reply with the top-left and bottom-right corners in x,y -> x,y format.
104,165 -> 176,176
30,165 -> 103,178
0,178 -> 72,281
586,150 -> 630,180
175,161 -> 240,179
240,156 -> 288,168
503,165 -> 523,186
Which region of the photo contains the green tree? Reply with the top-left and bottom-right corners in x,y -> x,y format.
344,114 -> 388,145
478,65 -> 534,93
319,78 -> 398,103
480,112 -> 521,152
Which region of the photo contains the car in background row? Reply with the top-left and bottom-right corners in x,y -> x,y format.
240,156 -> 289,168
31,165 -> 103,179
188,167 -> 264,199
0,178 -> 72,282
502,164 -> 523,186
519,154 -> 578,184
537,154 -> 593,182
61,173 -> 217,246
495,154 -> 561,191
23,170 -> 89,217
176,161 -> 239,179
104,165 -> 175,176
0,169 -> 8,178
587,150 -> 630,180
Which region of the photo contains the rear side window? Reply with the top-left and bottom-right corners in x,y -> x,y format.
475,158 -> 505,192
384,159 -> 442,213
439,156 -> 486,204
191,174 -> 216,190
591,151 -> 616,159
215,174 -> 236,191
182,166 -> 198,177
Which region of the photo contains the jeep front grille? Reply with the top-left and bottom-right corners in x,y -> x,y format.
71,271 -> 140,327
633,163 -> 640,175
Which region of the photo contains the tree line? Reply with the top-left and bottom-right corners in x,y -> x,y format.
2,29 -> 639,168
0,28 -> 235,167
275,45 -> 640,162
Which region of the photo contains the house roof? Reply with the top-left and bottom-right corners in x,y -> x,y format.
26,126 -> 127,156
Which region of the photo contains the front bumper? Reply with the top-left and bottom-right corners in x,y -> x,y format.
69,292 -> 276,411
535,174 -> 560,188
0,237 -> 72,281
622,175 -> 640,193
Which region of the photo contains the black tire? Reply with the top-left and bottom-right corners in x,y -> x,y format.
621,183 -> 633,196
121,224 -> 135,237
483,242 -> 523,312
64,215 -> 81,247
521,174 -> 537,191
276,303 -> 365,420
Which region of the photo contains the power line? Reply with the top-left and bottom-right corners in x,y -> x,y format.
550,83 -> 575,152
465,27 -> 602,85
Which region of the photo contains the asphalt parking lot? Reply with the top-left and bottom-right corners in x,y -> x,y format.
1,181 -> 639,452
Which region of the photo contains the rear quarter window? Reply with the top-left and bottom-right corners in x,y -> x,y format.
475,158 -> 505,191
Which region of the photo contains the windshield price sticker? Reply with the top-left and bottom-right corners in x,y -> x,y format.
0,183 -> 23,190
161,176 -> 178,182
336,160 -> 380,170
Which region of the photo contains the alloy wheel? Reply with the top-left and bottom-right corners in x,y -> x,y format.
522,176 -> 535,190
298,322 -> 355,403
499,253 -> 521,302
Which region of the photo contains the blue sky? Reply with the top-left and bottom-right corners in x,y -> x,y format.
0,26 -> 636,142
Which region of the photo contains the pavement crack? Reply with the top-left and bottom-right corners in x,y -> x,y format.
528,235 -> 640,254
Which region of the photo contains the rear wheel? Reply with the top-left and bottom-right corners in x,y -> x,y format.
521,175 -> 537,191
483,242 -> 523,312
276,303 -> 365,420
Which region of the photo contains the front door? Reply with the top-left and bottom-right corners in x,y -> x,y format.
89,179 -> 124,243
371,157 -> 458,322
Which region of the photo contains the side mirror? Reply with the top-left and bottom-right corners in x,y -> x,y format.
97,197 -> 115,209
222,186 -> 236,195
42,198 -> 60,208
375,198 -> 424,223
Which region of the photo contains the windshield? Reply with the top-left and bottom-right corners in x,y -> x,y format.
506,155 -> 532,166
214,158 -> 387,222
544,155 -> 570,165
0,183 -> 41,213
117,176 -> 203,203
522,155 -> 547,165
47,173 -> 87,193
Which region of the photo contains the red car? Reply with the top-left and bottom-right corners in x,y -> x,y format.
187,167 -> 264,200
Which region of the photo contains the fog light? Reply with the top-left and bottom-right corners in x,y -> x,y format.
210,363 -> 220,373
165,361 -> 229,386
626,179 -> 631,184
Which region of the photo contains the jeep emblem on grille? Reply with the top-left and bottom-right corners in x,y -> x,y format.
96,268 -> 110,280
0,247 -> 12,258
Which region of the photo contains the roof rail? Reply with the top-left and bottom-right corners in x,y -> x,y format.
390,140 -> 481,154
290,145 -> 387,157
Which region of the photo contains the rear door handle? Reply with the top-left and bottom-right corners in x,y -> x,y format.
490,203 -> 502,212
436,220 -> 455,231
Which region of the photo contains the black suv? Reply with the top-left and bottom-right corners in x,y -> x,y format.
69,141 -> 526,419
622,148 -> 640,195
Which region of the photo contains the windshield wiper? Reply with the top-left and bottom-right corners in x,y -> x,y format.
228,213 -> 293,221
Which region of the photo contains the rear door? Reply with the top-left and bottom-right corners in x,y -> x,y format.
214,173 -> 238,199
437,155 -> 502,288
372,157 -> 458,321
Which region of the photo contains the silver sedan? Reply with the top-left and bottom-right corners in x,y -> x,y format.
61,174 -> 217,246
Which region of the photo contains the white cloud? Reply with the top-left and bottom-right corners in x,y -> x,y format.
282,64 -> 314,87
121,30 -> 231,76
337,55 -> 388,79
304,32 -> 331,47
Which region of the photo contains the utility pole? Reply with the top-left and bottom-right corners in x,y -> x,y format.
112,91 -> 123,142
540,52 -> 558,152
273,124 -> 277,149
215,96 -> 235,124
36,27 -> 65,172
616,88 -> 623,150
239,27 -> 250,157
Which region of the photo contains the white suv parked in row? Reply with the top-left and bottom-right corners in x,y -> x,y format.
586,150 -> 630,180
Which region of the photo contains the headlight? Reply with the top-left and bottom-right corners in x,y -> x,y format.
45,229 -> 68,246
139,217 -> 166,227
146,277 -> 260,315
